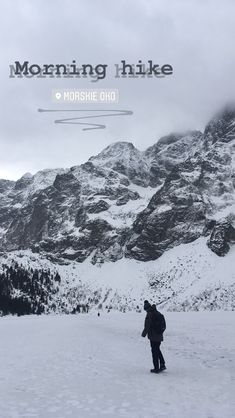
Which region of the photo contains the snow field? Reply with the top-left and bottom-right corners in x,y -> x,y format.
0,312 -> 234,418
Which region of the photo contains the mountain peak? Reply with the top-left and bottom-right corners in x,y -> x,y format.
21,172 -> 33,179
145,130 -> 202,157
88,141 -> 149,186
89,141 -> 137,161
89,141 -> 141,166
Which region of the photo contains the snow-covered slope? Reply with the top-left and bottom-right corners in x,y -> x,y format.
1,236 -> 234,313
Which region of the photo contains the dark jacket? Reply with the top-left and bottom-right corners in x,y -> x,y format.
142,306 -> 166,342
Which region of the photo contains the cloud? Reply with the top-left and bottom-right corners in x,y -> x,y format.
1,0 -> 235,179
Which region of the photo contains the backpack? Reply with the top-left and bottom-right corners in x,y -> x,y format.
159,314 -> 166,333
153,311 -> 166,334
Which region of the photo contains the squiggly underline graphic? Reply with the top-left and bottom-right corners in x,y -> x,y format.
38,109 -> 133,130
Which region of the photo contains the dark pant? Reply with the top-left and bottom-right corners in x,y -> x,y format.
150,341 -> 165,370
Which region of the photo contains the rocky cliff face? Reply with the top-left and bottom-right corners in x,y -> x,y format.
126,106 -> 235,260
0,106 -> 234,264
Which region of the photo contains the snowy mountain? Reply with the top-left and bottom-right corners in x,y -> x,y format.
0,105 -> 234,314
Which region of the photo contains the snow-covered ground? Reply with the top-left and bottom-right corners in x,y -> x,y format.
0,312 -> 234,418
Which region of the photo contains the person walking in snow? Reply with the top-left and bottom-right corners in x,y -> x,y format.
141,300 -> 166,374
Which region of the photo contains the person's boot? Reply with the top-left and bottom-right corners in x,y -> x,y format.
150,369 -> 160,373
159,365 -> 166,371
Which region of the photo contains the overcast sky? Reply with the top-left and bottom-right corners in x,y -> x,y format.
1,0 -> 235,180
